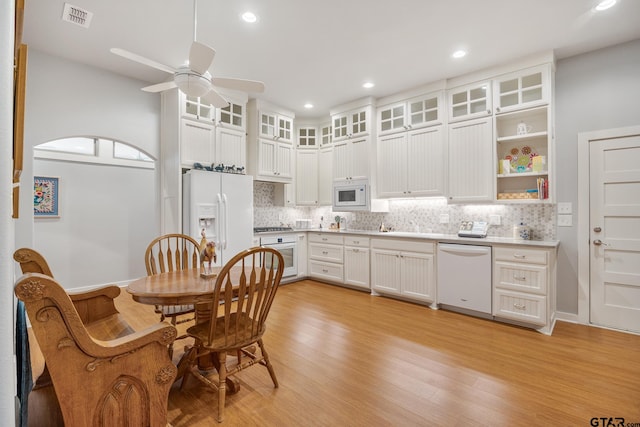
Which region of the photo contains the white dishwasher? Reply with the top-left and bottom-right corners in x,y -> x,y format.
437,243 -> 492,315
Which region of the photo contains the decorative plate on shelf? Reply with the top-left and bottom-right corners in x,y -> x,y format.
503,145 -> 538,173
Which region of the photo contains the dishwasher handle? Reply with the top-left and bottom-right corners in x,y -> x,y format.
438,244 -> 491,256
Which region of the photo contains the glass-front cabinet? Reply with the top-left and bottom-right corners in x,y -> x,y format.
447,80 -> 492,122
259,110 -> 294,143
332,104 -> 371,142
297,126 -> 318,148
320,123 -> 332,146
494,64 -> 551,114
378,92 -> 442,136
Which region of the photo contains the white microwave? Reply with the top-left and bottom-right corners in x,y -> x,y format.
333,179 -> 369,211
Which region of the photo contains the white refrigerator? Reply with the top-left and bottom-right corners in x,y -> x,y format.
183,170 -> 254,267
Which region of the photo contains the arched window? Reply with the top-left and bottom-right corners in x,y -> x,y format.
35,137 -> 154,168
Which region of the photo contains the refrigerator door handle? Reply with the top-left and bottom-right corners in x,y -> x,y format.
222,193 -> 229,250
216,193 -> 223,249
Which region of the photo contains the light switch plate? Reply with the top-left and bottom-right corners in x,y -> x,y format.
558,202 -> 572,214
439,214 -> 449,224
558,214 -> 573,227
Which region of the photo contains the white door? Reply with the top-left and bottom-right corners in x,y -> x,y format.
589,134 -> 640,333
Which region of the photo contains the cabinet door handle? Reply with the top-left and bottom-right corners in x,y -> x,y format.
514,275 -> 527,281
353,249 -> 359,253
513,303 -> 526,310
322,269 -> 329,273
514,254 -> 526,259
322,251 -> 329,255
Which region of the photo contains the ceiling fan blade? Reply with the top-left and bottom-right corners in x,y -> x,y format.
202,88 -> 229,108
189,41 -> 215,75
212,77 -> 265,93
141,81 -> 178,93
110,48 -> 176,75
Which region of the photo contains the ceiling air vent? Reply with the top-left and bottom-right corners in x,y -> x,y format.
61,3 -> 93,28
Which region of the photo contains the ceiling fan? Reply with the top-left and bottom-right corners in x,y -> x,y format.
110,0 -> 264,108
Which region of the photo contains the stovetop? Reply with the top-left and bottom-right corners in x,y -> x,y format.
253,226 -> 293,233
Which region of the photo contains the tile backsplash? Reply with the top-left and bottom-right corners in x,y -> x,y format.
254,182 -> 556,241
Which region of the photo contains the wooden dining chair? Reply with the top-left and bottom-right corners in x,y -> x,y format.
181,247 -> 284,423
145,233 -> 202,356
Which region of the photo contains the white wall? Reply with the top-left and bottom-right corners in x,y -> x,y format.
17,50 -> 162,289
34,159 -> 157,289
555,38 -> 640,313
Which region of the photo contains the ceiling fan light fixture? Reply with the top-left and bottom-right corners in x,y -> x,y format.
175,69 -> 212,98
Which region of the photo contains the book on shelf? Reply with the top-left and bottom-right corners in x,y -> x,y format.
536,177 -> 549,199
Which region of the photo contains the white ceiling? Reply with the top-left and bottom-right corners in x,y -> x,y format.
22,0 -> 640,119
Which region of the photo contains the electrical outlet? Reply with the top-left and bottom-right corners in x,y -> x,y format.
489,215 -> 501,225
558,214 -> 573,227
439,214 -> 449,224
558,202 -> 572,214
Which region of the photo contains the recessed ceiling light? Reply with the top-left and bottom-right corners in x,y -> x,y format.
241,11 -> 257,23
304,103 -> 314,109
452,50 -> 467,59
362,82 -> 375,89
595,0 -> 616,11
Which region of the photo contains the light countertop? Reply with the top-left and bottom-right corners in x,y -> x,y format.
255,228 -> 559,248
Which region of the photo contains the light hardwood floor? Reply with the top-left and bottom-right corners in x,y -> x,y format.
28,280 -> 640,426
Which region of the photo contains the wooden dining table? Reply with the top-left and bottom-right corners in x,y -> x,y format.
127,266 -> 249,392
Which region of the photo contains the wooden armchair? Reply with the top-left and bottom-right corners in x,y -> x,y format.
14,247 -> 133,389
181,247 -> 284,422
15,272 -> 178,427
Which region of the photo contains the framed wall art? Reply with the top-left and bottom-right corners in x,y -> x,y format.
34,176 -> 60,217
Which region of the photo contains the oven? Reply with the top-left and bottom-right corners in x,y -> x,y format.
257,233 -> 297,278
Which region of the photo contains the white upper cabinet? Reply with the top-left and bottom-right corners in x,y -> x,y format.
247,99 -> 295,183
320,123 -> 333,146
377,126 -> 445,198
333,137 -> 369,181
183,95 -> 216,122
318,146 -> 333,205
258,109 -> 294,143
447,116 -> 494,202
493,64 -> 551,114
447,80 -> 493,123
378,92 -> 443,136
332,104 -> 372,142
297,126 -> 318,148
330,99 -> 374,180
217,101 -> 245,130
295,149 -> 319,205
178,92 -> 247,169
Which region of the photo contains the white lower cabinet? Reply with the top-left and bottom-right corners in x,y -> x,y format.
308,233 -> 344,283
343,236 -> 370,290
492,245 -> 556,333
371,238 -> 435,304
296,233 -> 307,278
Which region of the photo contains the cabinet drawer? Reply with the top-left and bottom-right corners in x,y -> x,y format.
309,243 -> 343,263
494,262 -> 547,295
494,246 -> 547,265
371,238 -> 434,254
308,233 -> 344,245
493,289 -> 546,326
309,260 -> 344,282
344,235 -> 369,247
